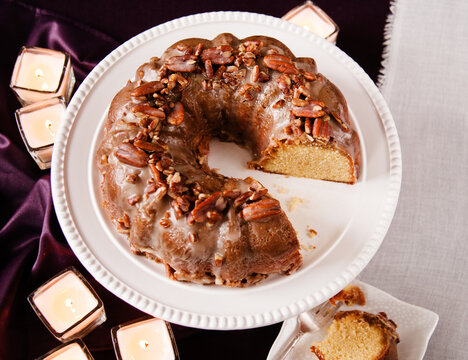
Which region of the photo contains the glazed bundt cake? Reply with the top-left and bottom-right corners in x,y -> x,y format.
310,311 -> 399,360
97,33 -> 360,286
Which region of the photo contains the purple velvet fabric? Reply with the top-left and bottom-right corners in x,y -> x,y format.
0,0 -> 389,358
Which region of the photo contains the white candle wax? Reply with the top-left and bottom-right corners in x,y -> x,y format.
43,342 -> 90,360
19,101 -> 64,149
283,2 -> 338,43
15,50 -> 65,92
10,47 -> 75,105
33,271 -> 99,335
116,318 -> 175,360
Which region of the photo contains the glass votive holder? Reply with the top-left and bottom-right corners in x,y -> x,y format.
28,267 -> 106,342
15,96 -> 66,170
111,317 -> 180,360
36,339 -> 94,360
282,1 -> 339,44
10,46 -> 75,106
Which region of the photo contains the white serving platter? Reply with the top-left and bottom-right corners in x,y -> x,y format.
51,11 -> 401,330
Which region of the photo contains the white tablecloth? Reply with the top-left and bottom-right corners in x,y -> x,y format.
360,0 -> 468,358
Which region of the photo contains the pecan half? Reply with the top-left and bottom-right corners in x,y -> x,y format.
201,46 -> 234,65
331,111 -> 350,132
251,65 -> 260,82
115,142 -> 149,167
133,139 -> 165,153
166,54 -> 199,72
132,104 -> 166,119
167,102 -> 184,126
233,191 -> 253,207
291,104 -> 325,118
242,198 -> 281,221
223,189 -> 241,199
263,54 -> 299,75
190,191 -> 222,223
249,187 -> 268,201
130,81 -> 164,97
303,71 -> 316,81
204,59 -> 214,79
312,118 -> 331,143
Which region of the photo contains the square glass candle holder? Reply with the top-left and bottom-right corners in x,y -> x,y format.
28,267 -> 106,342
282,1 -> 339,44
111,317 -> 180,360
10,46 -> 75,106
15,96 -> 66,169
36,340 -> 94,360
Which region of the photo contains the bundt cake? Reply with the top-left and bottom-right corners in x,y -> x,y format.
310,311 -> 399,360
97,33 -> 360,287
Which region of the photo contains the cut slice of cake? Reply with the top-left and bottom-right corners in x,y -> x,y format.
310,310 -> 399,360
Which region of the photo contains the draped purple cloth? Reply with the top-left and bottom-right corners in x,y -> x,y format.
0,0 -> 389,358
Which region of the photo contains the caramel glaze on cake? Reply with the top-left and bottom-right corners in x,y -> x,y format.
311,311 -> 400,360
97,33 -> 361,287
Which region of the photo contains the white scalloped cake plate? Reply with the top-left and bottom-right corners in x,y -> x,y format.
267,281 -> 439,360
51,12 -> 401,330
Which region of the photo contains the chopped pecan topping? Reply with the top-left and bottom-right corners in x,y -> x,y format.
194,43 -> 203,56
304,118 -> 312,134
257,71 -> 270,82
117,213 -> 131,229
128,194 -> 140,206
272,99 -> 285,109
292,98 -> 309,107
214,253 -> 223,266
160,218 -> 172,228
188,232 -> 198,243
115,142 -> 149,167
167,102 -> 185,126
238,83 -> 252,96
125,173 -> 139,183
130,81 -> 165,97
166,54 -> 199,72
242,198 -> 281,221
206,210 -> 223,223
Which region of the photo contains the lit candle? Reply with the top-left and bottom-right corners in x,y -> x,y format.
15,97 -> 66,169
282,1 -> 339,44
112,318 -> 179,360
28,267 -> 106,341
37,340 -> 94,360
10,47 -> 75,105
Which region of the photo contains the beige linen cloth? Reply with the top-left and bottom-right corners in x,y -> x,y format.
360,0 -> 468,358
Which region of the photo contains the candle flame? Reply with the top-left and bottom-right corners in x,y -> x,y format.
45,120 -> 56,137
35,68 -> 44,78
139,340 -> 150,349
64,298 -> 76,312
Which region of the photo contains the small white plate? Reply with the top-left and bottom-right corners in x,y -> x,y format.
51,12 -> 401,330
268,280 -> 439,360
